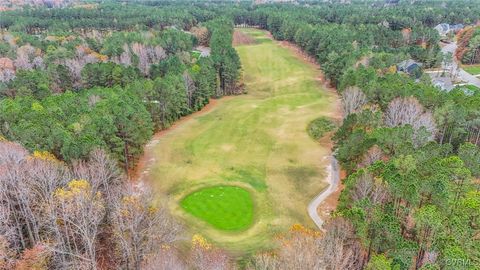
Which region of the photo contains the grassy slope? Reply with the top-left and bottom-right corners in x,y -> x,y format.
148,29 -> 338,253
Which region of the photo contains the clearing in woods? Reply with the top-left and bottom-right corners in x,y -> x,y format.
145,28 -> 339,253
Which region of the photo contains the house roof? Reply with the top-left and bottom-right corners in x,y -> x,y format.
451,24 -> 464,30
398,59 -> 422,70
435,23 -> 450,32
432,77 -> 454,91
435,23 -> 464,33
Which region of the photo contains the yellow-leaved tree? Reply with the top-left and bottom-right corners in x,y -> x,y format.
111,189 -> 180,270
52,179 -> 105,269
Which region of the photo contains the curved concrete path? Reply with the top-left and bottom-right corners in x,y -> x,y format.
307,156 -> 340,231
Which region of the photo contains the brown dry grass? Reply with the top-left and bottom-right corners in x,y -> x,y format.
233,29 -> 257,46
130,97 -> 232,181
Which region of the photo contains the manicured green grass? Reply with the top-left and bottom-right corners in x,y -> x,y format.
463,64 -> 480,75
181,186 -> 254,231
148,29 -> 338,253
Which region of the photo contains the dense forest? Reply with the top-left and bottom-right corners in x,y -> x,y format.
0,3 -> 241,170
0,0 -> 479,269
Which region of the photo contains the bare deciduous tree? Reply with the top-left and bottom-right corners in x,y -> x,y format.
248,252 -> 279,270
65,58 -> 82,86
14,45 -> 35,70
183,71 -> 196,108
0,142 -> 185,270
141,247 -> 186,270
0,69 -> 15,83
131,43 -> 166,76
112,188 -> 181,270
279,234 -> 323,270
2,33 -> 16,47
0,235 -> 15,269
32,56 -> 45,70
188,245 -> 232,270
320,218 -> 364,270
350,172 -> 390,205
0,141 -> 28,165
119,44 -> 132,66
0,159 -> 42,251
384,97 -> 437,143
152,46 -> 166,63
248,226 -> 323,270
131,43 -> 150,75
51,179 -> 105,269
248,220 -> 363,270
66,46 -> 99,88
358,145 -> 384,169
385,97 -> 422,126
72,149 -> 123,206
342,87 -> 368,116
190,26 -> 209,46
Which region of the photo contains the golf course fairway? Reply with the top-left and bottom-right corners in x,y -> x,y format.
144,29 -> 340,253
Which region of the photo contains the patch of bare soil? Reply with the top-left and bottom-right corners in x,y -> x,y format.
130,97 -> 231,181
233,29 -> 256,46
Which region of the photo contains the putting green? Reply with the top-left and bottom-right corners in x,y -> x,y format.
180,186 -> 254,231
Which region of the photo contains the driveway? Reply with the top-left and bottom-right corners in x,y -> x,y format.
441,42 -> 480,88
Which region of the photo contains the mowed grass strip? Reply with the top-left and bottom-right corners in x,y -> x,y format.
180,186 -> 254,231
463,64 -> 480,75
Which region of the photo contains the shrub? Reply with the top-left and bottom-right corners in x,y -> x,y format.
307,117 -> 335,140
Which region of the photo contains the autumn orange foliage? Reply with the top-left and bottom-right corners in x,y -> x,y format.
15,244 -> 51,270
456,27 -> 475,61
